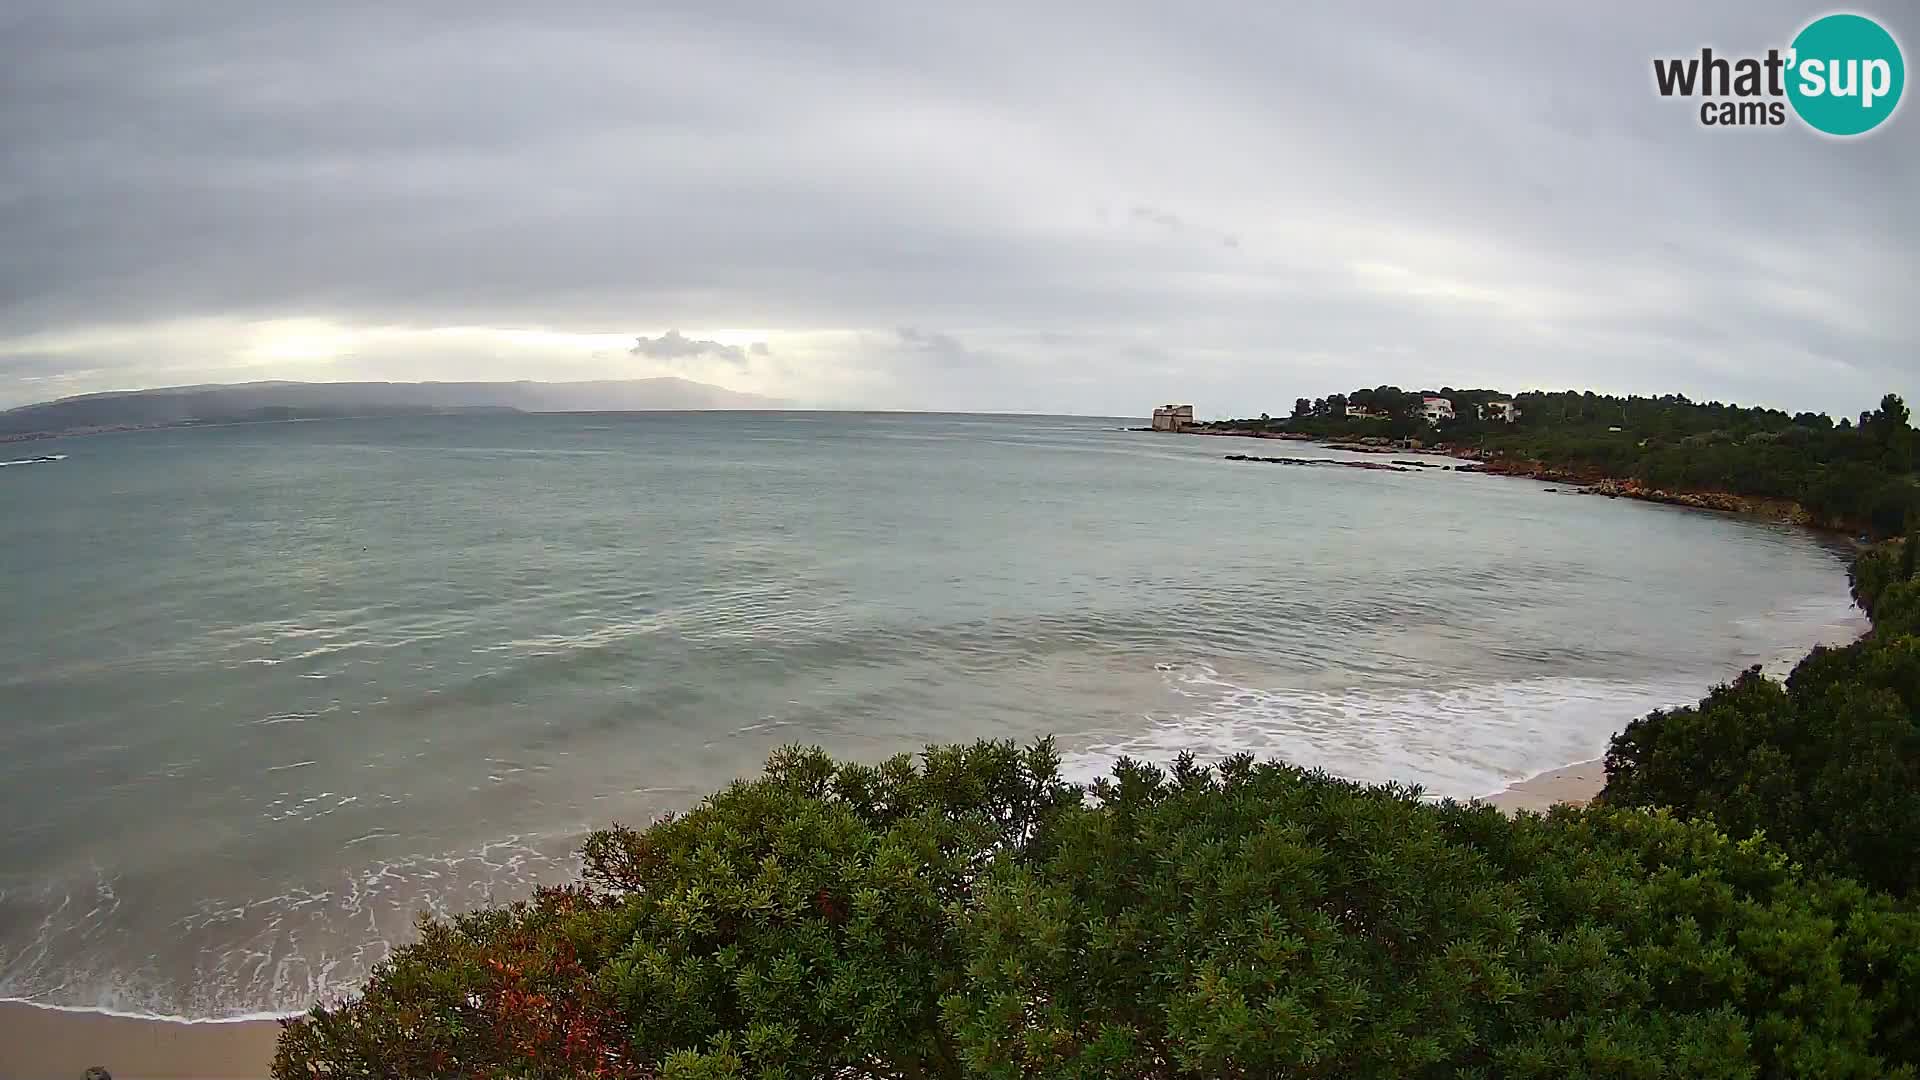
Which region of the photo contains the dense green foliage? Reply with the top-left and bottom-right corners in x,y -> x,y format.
279,743 -> 1920,1076
1600,537 -> 1920,898
1600,647 -> 1920,896
1852,534 -> 1920,636
1216,388 -> 1920,534
275,740 -> 1073,1078
950,757 -> 1920,1079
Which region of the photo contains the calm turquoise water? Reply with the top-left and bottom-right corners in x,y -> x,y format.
0,412 -> 1864,1017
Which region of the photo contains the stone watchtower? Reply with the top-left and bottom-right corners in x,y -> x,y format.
1151,404 -> 1194,431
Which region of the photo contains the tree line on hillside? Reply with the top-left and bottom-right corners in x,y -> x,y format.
277,543 -> 1920,1079
1210,388 -> 1920,536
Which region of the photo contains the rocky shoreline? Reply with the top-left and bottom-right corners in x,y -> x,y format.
1224,453 -> 1414,472
1180,426 -> 1826,531
1466,459 -> 1815,526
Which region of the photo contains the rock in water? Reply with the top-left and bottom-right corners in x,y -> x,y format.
85,1069 -> 112,1080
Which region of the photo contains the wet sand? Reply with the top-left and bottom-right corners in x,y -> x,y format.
0,1003 -> 283,1080
1481,758 -> 1606,814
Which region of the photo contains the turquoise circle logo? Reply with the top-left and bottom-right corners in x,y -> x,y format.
1787,13 -> 1905,135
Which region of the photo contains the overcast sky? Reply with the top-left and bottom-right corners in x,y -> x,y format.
1,2 -> 1913,416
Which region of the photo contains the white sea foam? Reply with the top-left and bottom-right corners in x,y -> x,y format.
1064,588 -> 1867,801
0,998 -> 295,1024
1061,664 -> 1704,800
0,833 -> 585,1019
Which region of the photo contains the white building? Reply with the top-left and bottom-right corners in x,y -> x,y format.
1418,396 -> 1455,423
1345,404 -> 1385,419
1480,399 -> 1520,423
1151,404 -> 1195,431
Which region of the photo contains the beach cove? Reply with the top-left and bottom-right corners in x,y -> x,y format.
0,411 -> 1868,1076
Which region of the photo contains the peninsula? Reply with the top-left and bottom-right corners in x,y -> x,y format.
1175,386 -> 1920,538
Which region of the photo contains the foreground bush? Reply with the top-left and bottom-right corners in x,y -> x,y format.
276,744 -> 1920,1079
949,756 -> 1920,1079
1602,541 -> 1920,897
274,740 -> 1074,1079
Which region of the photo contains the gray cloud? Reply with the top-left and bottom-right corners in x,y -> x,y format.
630,330 -> 765,365
0,1 -> 1914,415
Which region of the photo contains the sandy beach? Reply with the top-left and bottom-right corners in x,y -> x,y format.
1481,758 -> 1607,814
0,1003 -> 283,1080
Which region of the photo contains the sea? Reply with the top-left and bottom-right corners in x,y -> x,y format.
0,411 -> 1866,1020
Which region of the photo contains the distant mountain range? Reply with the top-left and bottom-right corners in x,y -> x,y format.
0,379 -> 788,439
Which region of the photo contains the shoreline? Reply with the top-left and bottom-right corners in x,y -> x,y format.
0,1001 -> 286,1080
1177,426 -> 1857,537
1478,758 -> 1607,815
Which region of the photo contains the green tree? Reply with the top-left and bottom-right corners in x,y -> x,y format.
278,740 -> 1920,1079
948,755 -> 1920,1078
1877,394 -> 1911,438
1601,601 -> 1920,897
275,741 -> 1076,1080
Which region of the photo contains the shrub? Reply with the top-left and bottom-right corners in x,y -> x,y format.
1851,541 -> 1905,615
279,746 -> 1920,1079
947,754 -> 1920,1078
272,883 -> 633,1079
1602,552 -> 1920,897
1853,537 -> 1920,635
1600,668 -> 1807,855
274,739 -> 1076,1080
